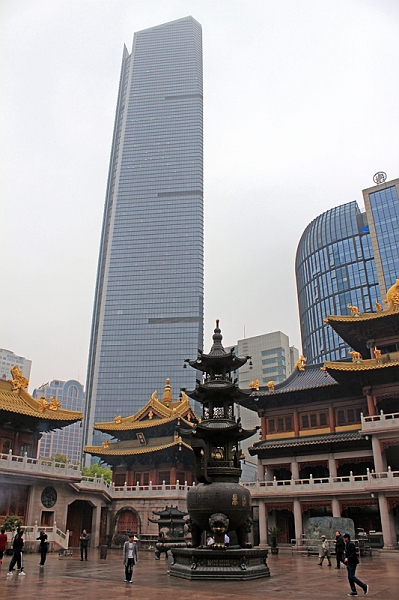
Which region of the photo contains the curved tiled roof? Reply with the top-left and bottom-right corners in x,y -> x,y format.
251,363 -> 338,396
250,430 -> 363,453
0,379 -> 82,423
325,355 -> 399,372
84,438 -> 192,457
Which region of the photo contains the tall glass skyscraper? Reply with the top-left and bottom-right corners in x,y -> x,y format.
84,17 -> 203,450
295,177 -> 399,364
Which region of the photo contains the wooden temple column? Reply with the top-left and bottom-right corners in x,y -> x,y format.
258,499 -> 267,546
257,462 -> 265,481
366,394 -> 377,417
170,466 -> 177,485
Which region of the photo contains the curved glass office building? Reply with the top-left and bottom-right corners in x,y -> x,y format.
84,17 -> 204,449
296,201 -> 379,364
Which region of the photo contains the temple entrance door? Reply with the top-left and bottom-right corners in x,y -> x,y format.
117,509 -> 138,534
276,509 -> 295,544
66,500 -> 93,547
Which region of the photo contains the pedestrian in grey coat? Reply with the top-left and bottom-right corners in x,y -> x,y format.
123,534 -> 138,583
317,535 -> 332,566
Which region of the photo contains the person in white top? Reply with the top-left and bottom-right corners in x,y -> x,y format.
123,534 -> 138,583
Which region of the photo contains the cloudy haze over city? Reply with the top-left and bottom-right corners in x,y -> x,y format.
1,0 -> 398,391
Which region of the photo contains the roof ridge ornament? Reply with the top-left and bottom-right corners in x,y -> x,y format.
162,378 -> 173,404
385,279 -> 399,311
9,366 -> 29,392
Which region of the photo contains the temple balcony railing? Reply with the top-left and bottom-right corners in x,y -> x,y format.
243,468 -> 399,498
361,410 -> 399,433
0,450 -> 81,480
76,477 -> 193,498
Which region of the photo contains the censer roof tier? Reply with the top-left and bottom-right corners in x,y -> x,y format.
185,320 -> 249,374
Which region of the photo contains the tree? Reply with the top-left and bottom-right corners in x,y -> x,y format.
52,453 -> 68,463
82,463 -> 112,484
3,515 -> 23,532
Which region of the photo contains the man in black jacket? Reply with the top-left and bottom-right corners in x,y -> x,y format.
334,531 -> 345,569
343,533 -> 369,596
7,529 -> 25,576
80,530 -> 90,561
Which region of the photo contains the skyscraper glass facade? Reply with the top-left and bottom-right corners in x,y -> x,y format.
296,201 -> 379,364
363,181 -> 399,296
34,380 -> 85,464
84,17 -> 203,449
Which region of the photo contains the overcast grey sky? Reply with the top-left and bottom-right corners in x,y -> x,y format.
1,0 -> 398,392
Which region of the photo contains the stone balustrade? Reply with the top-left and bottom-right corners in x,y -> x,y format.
361,410 -> 399,432
0,450 -> 81,479
242,467 -> 399,497
5,523 -> 70,550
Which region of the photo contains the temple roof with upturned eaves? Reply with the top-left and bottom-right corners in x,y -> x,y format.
324,280 -> 399,355
0,371 -> 82,430
93,379 -> 198,436
249,430 -> 367,456
84,436 -> 192,458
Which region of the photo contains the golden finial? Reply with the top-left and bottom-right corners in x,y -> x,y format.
162,378 -> 173,404
249,380 -> 259,390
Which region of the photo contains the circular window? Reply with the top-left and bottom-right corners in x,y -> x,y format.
41,486 -> 57,508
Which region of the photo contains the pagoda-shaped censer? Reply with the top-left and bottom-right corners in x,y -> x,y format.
169,321 -> 270,580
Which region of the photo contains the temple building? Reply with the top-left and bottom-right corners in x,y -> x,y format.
0,367 -> 83,528
242,279 -> 399,549
84,378 -> 198,488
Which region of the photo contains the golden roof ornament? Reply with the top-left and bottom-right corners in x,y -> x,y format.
267,380 -> 275,392
374,347 -> 382,361
349,351 -> 362,364
102,439 -> 110,448
114,415 -> 122,424
249,380 -> 260,391
9,366 -> 29,392
148,409 -> 154,420
151,390 -> 158,401
48,396 -> 61,411
385,279 -> 399,310
38,398 -> 49,412
375,301 -> 382,313
295,355 -> 307,371
162,378 -> 173,405
347,304 -> 360,317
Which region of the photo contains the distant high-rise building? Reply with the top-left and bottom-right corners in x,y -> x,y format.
296,176 -> 399,364
0,349 -> 31,383
34,380 -> 84,464
227,331 -> 299,462
84,17 -> 204,450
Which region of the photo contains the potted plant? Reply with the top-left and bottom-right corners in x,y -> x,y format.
268,526 -> 280,554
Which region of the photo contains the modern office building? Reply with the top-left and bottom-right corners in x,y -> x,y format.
84,17 -> 204,450
296,176 -> 399,364
362,177 -> 399,299
0,348 -> 31,383
226,332 -> 299,461
34,380 -> 85,464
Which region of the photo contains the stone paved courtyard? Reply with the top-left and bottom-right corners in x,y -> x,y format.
1,548 -> 398,599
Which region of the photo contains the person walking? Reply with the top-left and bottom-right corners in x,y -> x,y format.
37,531 -> 48,566
7,529 -> 25,576
317,535 -> 332,566
79,529 -> 90,561
334,530 -> 345,569
343,533 -> 369,596
0,528 -> 7,564
123,534 -> 138,583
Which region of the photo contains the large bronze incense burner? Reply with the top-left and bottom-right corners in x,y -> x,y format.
169,321 -> 270,580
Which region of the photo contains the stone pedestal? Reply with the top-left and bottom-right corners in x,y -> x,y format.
169,547 -> 270,580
